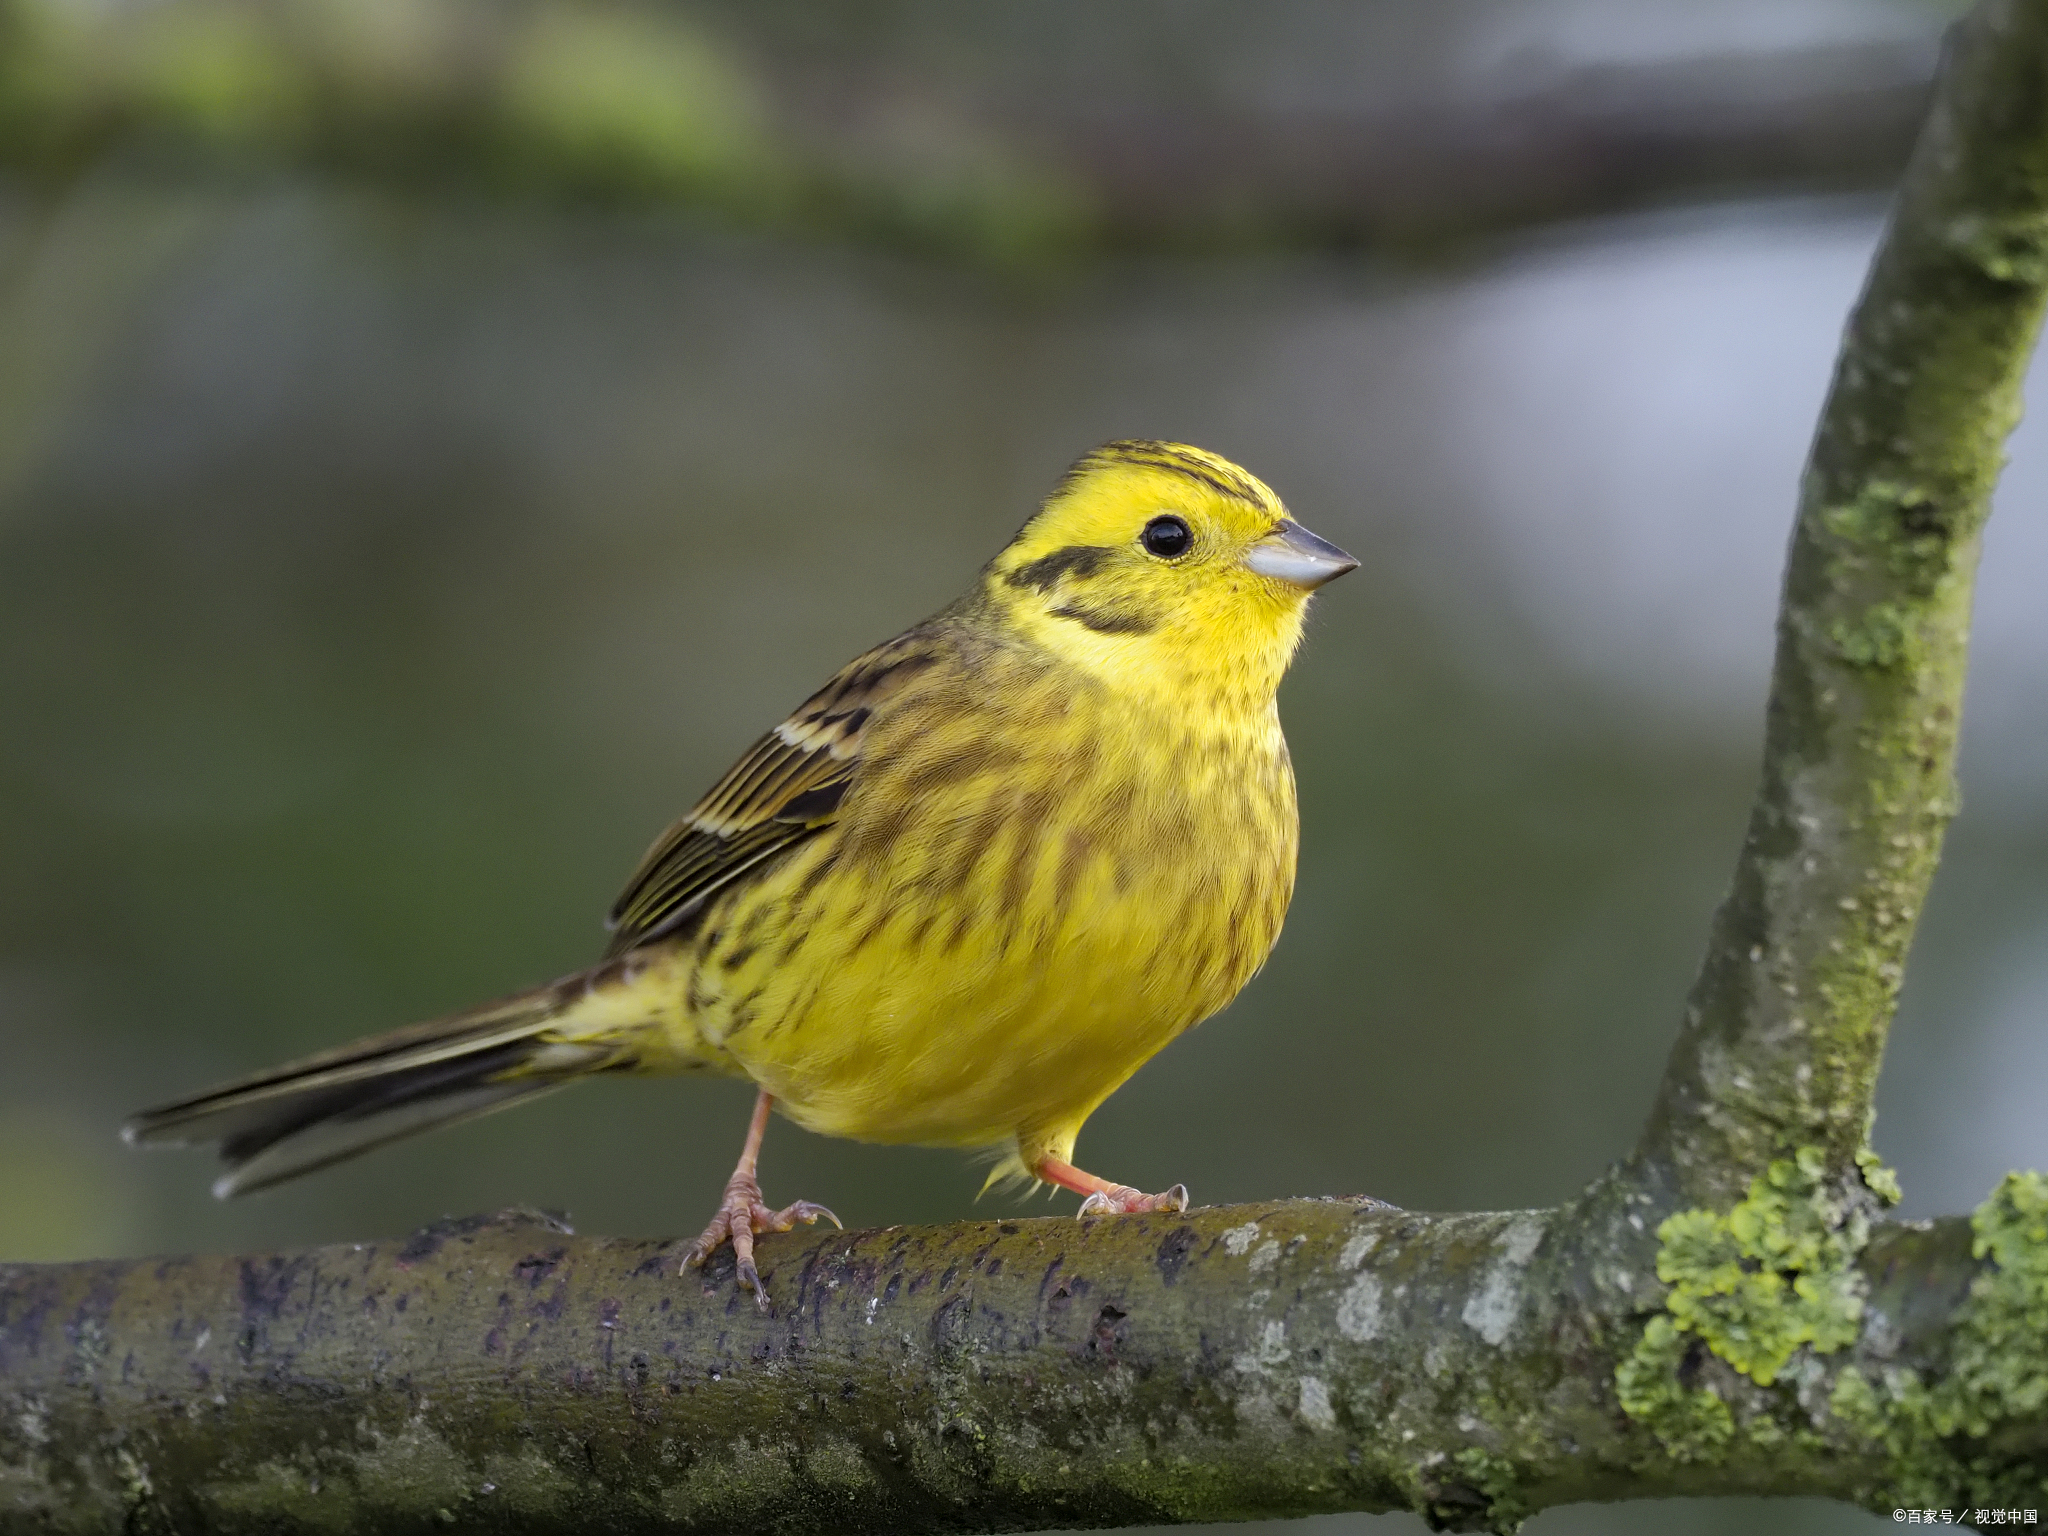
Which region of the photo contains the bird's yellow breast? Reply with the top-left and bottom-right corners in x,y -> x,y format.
672,632 -> 1297,1163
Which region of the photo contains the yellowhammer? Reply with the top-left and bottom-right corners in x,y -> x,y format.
125,440 -> 1356,1303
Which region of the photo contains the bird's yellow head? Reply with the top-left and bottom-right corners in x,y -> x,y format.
982,441 -> 1356,706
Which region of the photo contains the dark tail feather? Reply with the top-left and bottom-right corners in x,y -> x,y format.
124,980 -> 616,1197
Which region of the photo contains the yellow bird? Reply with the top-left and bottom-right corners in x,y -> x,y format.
125,440 -> 1356,1302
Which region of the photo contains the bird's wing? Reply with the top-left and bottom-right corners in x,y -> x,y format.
603,626 -> 945,955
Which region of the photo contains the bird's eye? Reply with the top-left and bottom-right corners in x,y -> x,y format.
1141,515 -> 1192,559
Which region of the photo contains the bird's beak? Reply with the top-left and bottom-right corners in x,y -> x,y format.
1244,519 -> 1359,590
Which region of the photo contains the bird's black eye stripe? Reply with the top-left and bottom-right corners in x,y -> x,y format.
1140,515 -> 1192,559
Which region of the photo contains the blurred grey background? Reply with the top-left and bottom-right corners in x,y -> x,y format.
0,1 -> 2036,1532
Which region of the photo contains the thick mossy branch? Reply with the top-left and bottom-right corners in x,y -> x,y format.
0,1199 -> 2041,1535
1636,0 -> 2048,1209
1612,1164 -> 2048,1512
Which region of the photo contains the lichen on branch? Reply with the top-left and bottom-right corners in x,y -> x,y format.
1831,1172 -> 2048,1509
0,1197 -> 2041,1536
1616,1147 -> 1891,1465
1635,0 -> 2048,1209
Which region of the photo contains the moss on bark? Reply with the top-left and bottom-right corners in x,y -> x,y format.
0,1197 -> 2037,1536
1636,0 -> 2048,1210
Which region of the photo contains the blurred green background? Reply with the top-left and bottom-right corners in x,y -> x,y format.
3,1 -> 2043,1532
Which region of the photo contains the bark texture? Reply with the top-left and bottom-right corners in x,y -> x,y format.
7,0 -> 2048,1531
0,1197 -> 2037,1534
1635,0 -> 2048,1208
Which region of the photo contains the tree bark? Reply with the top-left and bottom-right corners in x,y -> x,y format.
0,1200 -> 2017,1535
1632,0 -> 2048,1213
8,1 -> 2048,1531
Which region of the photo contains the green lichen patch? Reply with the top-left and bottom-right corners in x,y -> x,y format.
1616,1314 -> 1735,1464
1947,1170 -> 2048,1434
1619,1149 -> 1869,1462
1856,1150 -> 1903,1208
1829,1171 -> 2048,1509
1818,479 -> 1963,598
1659,1149 -> 1868,1385
1418,1447 -> 1532,1535
1829,603 -> 1914,671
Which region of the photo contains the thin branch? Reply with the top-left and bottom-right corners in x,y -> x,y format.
1634,0 -> 2048,1210
986,40 -> 1935,250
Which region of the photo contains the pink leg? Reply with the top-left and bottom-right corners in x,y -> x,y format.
683,1090 -> 839,1307
1036,1154 -> 1190,1216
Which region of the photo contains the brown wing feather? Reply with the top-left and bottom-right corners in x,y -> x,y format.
603,625 -> 945,955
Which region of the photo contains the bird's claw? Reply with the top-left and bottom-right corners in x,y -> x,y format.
682,1174 -> 840,1308
1077,1182 -> 1189,1217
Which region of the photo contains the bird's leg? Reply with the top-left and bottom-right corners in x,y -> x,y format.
683,1089 -> 839,1307
1035,1154 -> 1189,1216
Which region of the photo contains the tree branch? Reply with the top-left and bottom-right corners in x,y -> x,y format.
989,39 -> 1933,251
7,1 -> 2048,1531
0,1198 -> 2031,1534
0,0 -> 1937,259
1634,0 -> 2048,1210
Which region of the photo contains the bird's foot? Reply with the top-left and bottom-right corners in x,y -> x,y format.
682,1170 -> 839,1308
1077,1182 -> 1190,1216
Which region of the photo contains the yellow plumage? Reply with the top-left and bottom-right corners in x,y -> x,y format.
125,440 -> 1355,1299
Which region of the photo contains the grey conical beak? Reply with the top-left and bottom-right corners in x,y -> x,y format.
1245,519 -> 1359,590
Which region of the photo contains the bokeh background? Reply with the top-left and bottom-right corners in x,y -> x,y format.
2,1 -> 2042,1532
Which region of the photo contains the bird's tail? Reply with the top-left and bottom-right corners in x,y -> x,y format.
124,959 -> 697,1197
